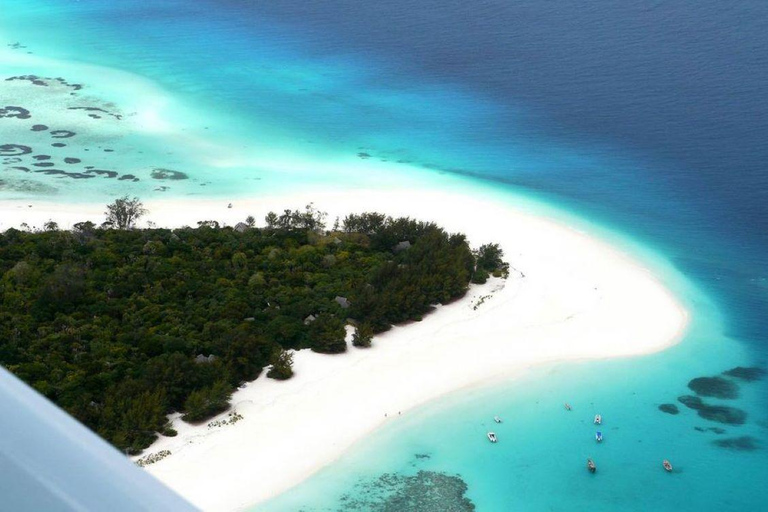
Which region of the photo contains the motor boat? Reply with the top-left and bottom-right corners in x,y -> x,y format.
595,431 -> 603,442
587,458 -> 596,473
594,414 -> 602,425
564,403 -> 572,411
494,416 -> 502,423
487,432 -> 497,443
663,459 -> 673,472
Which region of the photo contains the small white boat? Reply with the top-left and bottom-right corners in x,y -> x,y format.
595,431 -> 603,442
487,432 -> 497,443
663,459 -> 673,472
494,416 -> 502,423
587,458 -> 596,473
594,414 -> 602,425
564,403 -> 572,411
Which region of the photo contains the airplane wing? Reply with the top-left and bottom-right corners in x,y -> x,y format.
0,367 -> 197,511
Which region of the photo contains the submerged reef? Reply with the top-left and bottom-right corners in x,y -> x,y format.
0,105 -> 31,119
677,395 -> 747,425
0,144 -> 32,156
5,74 -> 83,92
67,106 -> 122,120
1,72 -> 179,193
723,366 -> 766,382
151,168 -> 188,180
713,436 -> 761,452
687,376 -> 739,399
337,471 -> 475,512
694,426 -> 726,434
50,129 -> 76,139
658,403 -> 680,415
0,179 -> 57,194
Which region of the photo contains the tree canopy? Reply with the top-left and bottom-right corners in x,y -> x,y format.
0,207 -> 504,454
104,196 -> 147,229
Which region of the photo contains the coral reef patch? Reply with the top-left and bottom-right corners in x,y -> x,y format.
687,376 -> 739,399
658,403 -> 679,415
723,367 -> 766,382
713,436 -> 761,451
677,395 -> 747,425
151,168 -> 188,180
337,471 -> 475,512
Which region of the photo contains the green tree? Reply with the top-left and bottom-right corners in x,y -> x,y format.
105,196 -> 147,229
475,243 -> 505,273
352,322 -> 374,348
308,314 -> 346,354
267,349 -> 294,380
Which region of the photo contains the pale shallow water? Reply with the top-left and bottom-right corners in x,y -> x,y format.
1,1 -> 767,510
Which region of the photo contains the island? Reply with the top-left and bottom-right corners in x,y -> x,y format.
0,199 -> 507,455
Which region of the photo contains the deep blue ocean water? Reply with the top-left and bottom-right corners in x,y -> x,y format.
2,1 -> 767,510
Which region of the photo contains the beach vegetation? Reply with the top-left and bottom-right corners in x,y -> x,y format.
0,205 -> 505,453
352,322 -> 374,348
267,349 -> 294,380
475,243 -> 508,274
104,195 -> 147,229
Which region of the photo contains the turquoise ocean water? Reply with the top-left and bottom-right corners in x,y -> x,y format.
1,1 -> 767,510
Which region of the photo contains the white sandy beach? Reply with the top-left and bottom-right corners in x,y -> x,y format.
0,187 -> 688,511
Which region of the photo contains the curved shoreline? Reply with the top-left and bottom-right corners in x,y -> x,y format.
0,186 -> 689,511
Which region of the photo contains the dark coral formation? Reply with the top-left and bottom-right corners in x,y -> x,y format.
50,130 -> 76,139
723,366 -> 766,382
0,105 -> 31,119
694,426 -> 726,434
5,75 -> 83,92
677,395 -> 747,425
338,471 -> 475,512
678,395 -> 703,409
151,168 -> 188,180
0,179 -> 56,194
68,106 -> 122,121
688,376 -> 739,399
1,73 -> 183,191
0,144 -> 33,157
713,436 -> 760,451
33,169 -> 94,179
85,170 -> 118,178
658,403 -> 679,415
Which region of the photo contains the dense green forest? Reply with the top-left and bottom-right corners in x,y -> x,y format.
0,202 -> 506,454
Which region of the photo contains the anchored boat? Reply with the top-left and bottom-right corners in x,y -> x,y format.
587,458 -> 596,473
564,403 -> 572,411
494,416 -> 502,423
663,459 -> 673,472
595,431 -> 603,442
594,414 -> 602,425
487,432 -> 497,443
